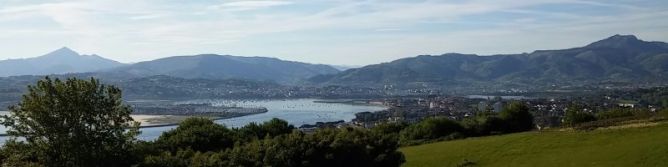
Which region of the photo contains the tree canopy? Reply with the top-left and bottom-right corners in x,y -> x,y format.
0,77 -> 139,167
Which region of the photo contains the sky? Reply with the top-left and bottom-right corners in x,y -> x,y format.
0,0 -> 667,66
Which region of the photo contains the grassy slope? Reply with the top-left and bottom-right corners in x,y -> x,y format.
401,123 -> 668,167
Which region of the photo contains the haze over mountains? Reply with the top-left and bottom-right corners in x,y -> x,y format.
0,47 -> 124,77
311,35 -> 668,88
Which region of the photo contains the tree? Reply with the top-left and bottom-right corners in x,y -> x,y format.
140,123 -> 405,167
0,77 -> 139,167
563,104 -> 596,126
236,118 -> 295,140
223,128 -> 405,167
499,101 -> 534,132
400,117 -> 465,143
462,115 -> 506,136
154,117 -> 235,152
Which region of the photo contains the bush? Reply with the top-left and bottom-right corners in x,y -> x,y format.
464,101 -> 535,136
236,118 -> 295,140
462,115 -> 495,136
154,117 -> 235,152
597,108 -> 634,120
499,101 -> 534,132
371,122 -> 408,135
660,108 -> 668,118
563,104 -> 596,127
143,128 -> 405,167
400,117 -> 465,143
225,128 -> 405,167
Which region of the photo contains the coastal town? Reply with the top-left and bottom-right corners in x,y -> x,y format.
300,91 -> 659,131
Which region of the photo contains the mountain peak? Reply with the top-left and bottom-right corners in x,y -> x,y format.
44,47 -> 80,58
0,47 -> 124,77
586,34 -> 644,49
609,34 -> 638,40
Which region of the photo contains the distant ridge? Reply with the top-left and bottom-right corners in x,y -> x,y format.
104,54 -> 340,84
0,47 -> 125,77
311,35 -> 668,88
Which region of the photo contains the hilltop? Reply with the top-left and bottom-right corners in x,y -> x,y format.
0,47 -> 124,77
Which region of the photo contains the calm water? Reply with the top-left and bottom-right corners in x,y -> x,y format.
0,99 -> 387,142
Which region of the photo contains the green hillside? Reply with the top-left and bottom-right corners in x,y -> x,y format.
313,35 -> 668,88
401,123 -> 668,167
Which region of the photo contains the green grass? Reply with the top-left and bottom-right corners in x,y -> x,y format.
401,123 -> 668,167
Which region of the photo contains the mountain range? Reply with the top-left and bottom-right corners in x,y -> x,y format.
2,34 -> 667,89
0,47 -> 124,77
310,35 -> 668,88
103,54 -> 339,84
0,48 -> 340,84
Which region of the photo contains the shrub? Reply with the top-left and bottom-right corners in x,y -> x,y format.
400,117 -> 465,143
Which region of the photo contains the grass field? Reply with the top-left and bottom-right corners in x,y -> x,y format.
401,123 -> 668,167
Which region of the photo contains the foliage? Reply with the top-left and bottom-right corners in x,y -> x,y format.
139,125 -> 405,167
597,108 -> 634,119
221,128 -> 405,167
236,118 -> 295,140
0,140 -> 42,167
0,77 -> 138,167
563,104 -> 597,126
135,117 -> 404,167
660,108 -> 668,118
461,115 -> 506,136
400,117 -> 465,144
371,122 -> 408,135
154,117 -> 235,153
499,101 -> 534,133
462,102 -> 534,137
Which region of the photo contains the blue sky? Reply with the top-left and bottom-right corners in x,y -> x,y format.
0,0 -> 667,65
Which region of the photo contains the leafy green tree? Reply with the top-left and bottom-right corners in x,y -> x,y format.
500,101 -> 534,132
371,122 -> 407,135
0,140 -> 42,167
140,149 -> 194,167
236,118 -> 295,140
462,114 -> 506,136
224,128 -> 405,167
563,104 -> 596,126
154,117 -> 235,152
400,117 -> 465,143
0,77 -> 139,167
142,125 -> 405,167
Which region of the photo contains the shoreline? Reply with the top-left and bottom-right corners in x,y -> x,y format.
132,110 -> 269,128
